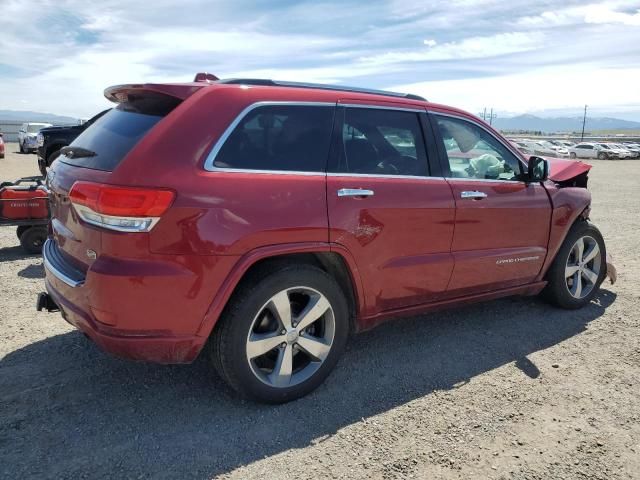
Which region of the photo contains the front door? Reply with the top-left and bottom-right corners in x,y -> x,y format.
327,104 -> 456,317
430,112 -> 552,297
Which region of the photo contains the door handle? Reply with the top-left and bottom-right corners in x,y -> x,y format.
460,190 -> 487,200
337,188 -> 374,198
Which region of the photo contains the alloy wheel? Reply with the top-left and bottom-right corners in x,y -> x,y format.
245,287 -> 335,388
565,235 -> 601,299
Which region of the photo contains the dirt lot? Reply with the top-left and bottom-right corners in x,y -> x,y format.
1,142 -> 639,479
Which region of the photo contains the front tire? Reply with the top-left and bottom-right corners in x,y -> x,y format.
597,152 -> 608,160
210,264 -> 349,403
543,221 -> 607,309
569,152 -> 577,159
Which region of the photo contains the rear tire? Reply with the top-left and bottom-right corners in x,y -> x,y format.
543,221 -> 607,309
210,264 -> 349,403
19,226 -> 47,254
16,225 -> 29,239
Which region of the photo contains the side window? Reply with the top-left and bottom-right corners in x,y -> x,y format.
332,107 -> 428,176
214,105 -> 334,172
434,115 -> 523,181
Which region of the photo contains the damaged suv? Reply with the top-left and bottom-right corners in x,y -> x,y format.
39,74 -> 615,403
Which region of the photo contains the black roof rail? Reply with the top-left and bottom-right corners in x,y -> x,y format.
216,78 -> 426,101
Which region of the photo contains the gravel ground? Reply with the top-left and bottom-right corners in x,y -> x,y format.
1,142 -> 639,479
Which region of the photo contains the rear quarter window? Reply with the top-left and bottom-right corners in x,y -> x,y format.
213,104 -> 335,172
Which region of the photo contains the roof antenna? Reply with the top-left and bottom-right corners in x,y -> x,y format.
194,72 -> 219,83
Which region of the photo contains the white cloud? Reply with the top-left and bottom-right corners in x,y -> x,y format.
359,32 -> 545,67
392,65 -> 640,115
517,1 -> 640,27
1,0 -> 640,119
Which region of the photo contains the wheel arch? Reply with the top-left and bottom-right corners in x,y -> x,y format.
537,187 -> 593,281
45,143 -> 66,162
197,243 -> 364,338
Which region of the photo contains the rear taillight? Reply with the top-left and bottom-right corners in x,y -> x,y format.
69,181 -> 175,232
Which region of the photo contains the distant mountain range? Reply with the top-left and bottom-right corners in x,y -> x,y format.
1,109 -> 640,134
492,114 -> 640,133
0,110 -> 78,124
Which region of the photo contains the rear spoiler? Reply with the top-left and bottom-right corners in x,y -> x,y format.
104,83 -> 204,103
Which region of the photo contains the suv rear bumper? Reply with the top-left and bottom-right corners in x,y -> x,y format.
44,279 -> 205,363
42,239 -> 209,363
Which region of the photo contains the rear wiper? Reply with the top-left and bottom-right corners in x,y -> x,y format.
61,146 -> 97,158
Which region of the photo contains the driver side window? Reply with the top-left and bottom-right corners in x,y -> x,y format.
435,115 -> 523,181
331,107 -> 428,176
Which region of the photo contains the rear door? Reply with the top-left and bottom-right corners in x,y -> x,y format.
577,144 -> 595,158
327,103 -> 455,316
199,102 -> 336,254
430,112 -> 552,296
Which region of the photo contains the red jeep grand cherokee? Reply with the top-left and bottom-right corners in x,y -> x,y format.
39,74 -> 614,403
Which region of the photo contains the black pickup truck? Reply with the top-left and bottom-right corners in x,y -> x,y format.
36,109 -> 109,176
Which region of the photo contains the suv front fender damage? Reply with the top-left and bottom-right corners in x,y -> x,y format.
540,158 -> 616,285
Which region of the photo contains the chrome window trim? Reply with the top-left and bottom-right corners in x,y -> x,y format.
327,172 -> 431,180
339,103 -> 425,113
429,110 -> 528,175
203,101 -> 336,172
206,168 -> 326,176
446,177 -> 528,184
203,100 -> 428,174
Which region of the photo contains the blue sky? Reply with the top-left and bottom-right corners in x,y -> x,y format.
1,0 -> 640,119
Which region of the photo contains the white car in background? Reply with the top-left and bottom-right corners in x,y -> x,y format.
18,122 -> 52,153
511,140 -> 556,157
551,140 -> 575,148
610,143 -> 639,158
536,140 -> 570,158
569,142 -> 612,159
597,143 -> 632,159
623,143 -> 640,156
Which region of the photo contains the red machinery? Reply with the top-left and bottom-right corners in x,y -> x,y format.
0,176 -> 49,253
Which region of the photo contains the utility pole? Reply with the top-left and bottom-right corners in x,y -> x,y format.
488,108 -> 497,126
581,104 -> 588,141
478,108 -> 497,124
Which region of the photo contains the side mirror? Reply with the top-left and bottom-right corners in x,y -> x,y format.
528,156 -> 549,182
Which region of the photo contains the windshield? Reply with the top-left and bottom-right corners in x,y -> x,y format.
27,124 -> 49,133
